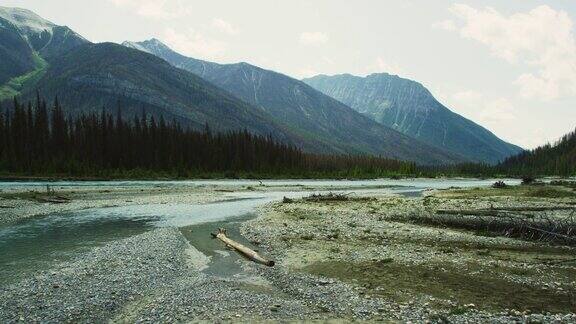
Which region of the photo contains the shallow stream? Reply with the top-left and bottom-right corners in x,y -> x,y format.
0,178 -> 518,285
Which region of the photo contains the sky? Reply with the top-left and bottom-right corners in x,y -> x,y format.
2,0 -> 576,149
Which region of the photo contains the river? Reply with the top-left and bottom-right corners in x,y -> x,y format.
0,178 -> 518,285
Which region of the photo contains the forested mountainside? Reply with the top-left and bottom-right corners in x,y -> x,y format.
303,73 -> 523,164
0,97 -> 417,178
0,7 -> 302,154
124,39 -> 465,164
498,129 -> 576,176
16,42 -> 298,141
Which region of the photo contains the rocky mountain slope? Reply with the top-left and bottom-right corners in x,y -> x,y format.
24,42 -> 299,141
0,6 -> 87,99
124,39 -> 464,163
0,6 -> 87,63
303,73 -> 523,164
0,13 -> 35,85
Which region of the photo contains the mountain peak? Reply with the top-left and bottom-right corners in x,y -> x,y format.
123,38 -> 183,61
0,6 -> 55,33
122,40 -> 152,54
126,38 -> 170,50
147,38 -> 166,45
303,73 -> 523,163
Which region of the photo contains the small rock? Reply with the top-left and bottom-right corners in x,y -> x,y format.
318,279 -> 333,286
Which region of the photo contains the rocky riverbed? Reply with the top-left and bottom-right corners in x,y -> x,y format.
0,181 -> 575,322
241,184 -> 576,322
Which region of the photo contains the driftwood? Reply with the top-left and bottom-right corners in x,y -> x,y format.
424,209 -> 576,246
211,228 -> 274,267
436,209 -> 500,217
494,206 -> 576,212
437,206 -> 576,215
38,196 -> 71,204
436,206 -> 576,219
303,192 -> 351,202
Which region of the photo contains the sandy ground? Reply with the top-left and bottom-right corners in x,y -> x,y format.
0,182 -> 575,322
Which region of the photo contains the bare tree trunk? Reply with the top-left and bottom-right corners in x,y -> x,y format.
211,228 -> 275,267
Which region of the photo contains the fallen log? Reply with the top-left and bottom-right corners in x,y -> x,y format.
490,206 -> 576,212
38,196 -> 70,204
436,206 -> 575,217
436,209 -> 500,216
211,228 -> 274,267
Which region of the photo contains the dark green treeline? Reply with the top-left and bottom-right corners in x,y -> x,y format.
0,97 -> 416,178
497,128 -> 576,177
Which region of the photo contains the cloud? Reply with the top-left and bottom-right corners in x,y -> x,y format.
373,57 -> 404,76
433,19 -> 457,32
299,32 -> 329,45
514,73 -> 560,101
479,98 -> 517,123
163,27 -> 227,60
438,4 -> 576,101
108,0 -> 192,20
212,18 -> 240,35
321,57 -> 335,65
449,90 -> 517,125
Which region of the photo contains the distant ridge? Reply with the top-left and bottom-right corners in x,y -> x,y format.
303,73 -> 523,164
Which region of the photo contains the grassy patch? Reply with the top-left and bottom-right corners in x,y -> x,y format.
527,187 -> 576,198
303,260 -> 575,313
0,53 -> 48,101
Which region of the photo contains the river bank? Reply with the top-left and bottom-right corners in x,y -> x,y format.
0,180 -> 574,322
241,183 -> 576,321
0,184 -> 222,226
0,178 -> 499,226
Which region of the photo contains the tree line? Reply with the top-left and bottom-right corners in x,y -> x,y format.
1,97 -> 572,178
496,128 -> 576,177
0,97 -> 417,178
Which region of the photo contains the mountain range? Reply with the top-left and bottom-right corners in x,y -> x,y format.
302,73 -> 523,164
0,6 -> 523,165
123,39 -> 464,163
0,7 -> 298,142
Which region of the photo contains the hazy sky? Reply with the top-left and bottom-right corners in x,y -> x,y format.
3,0 -> 576,149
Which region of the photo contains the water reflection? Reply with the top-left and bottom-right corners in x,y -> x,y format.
0,215 -> 155,285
